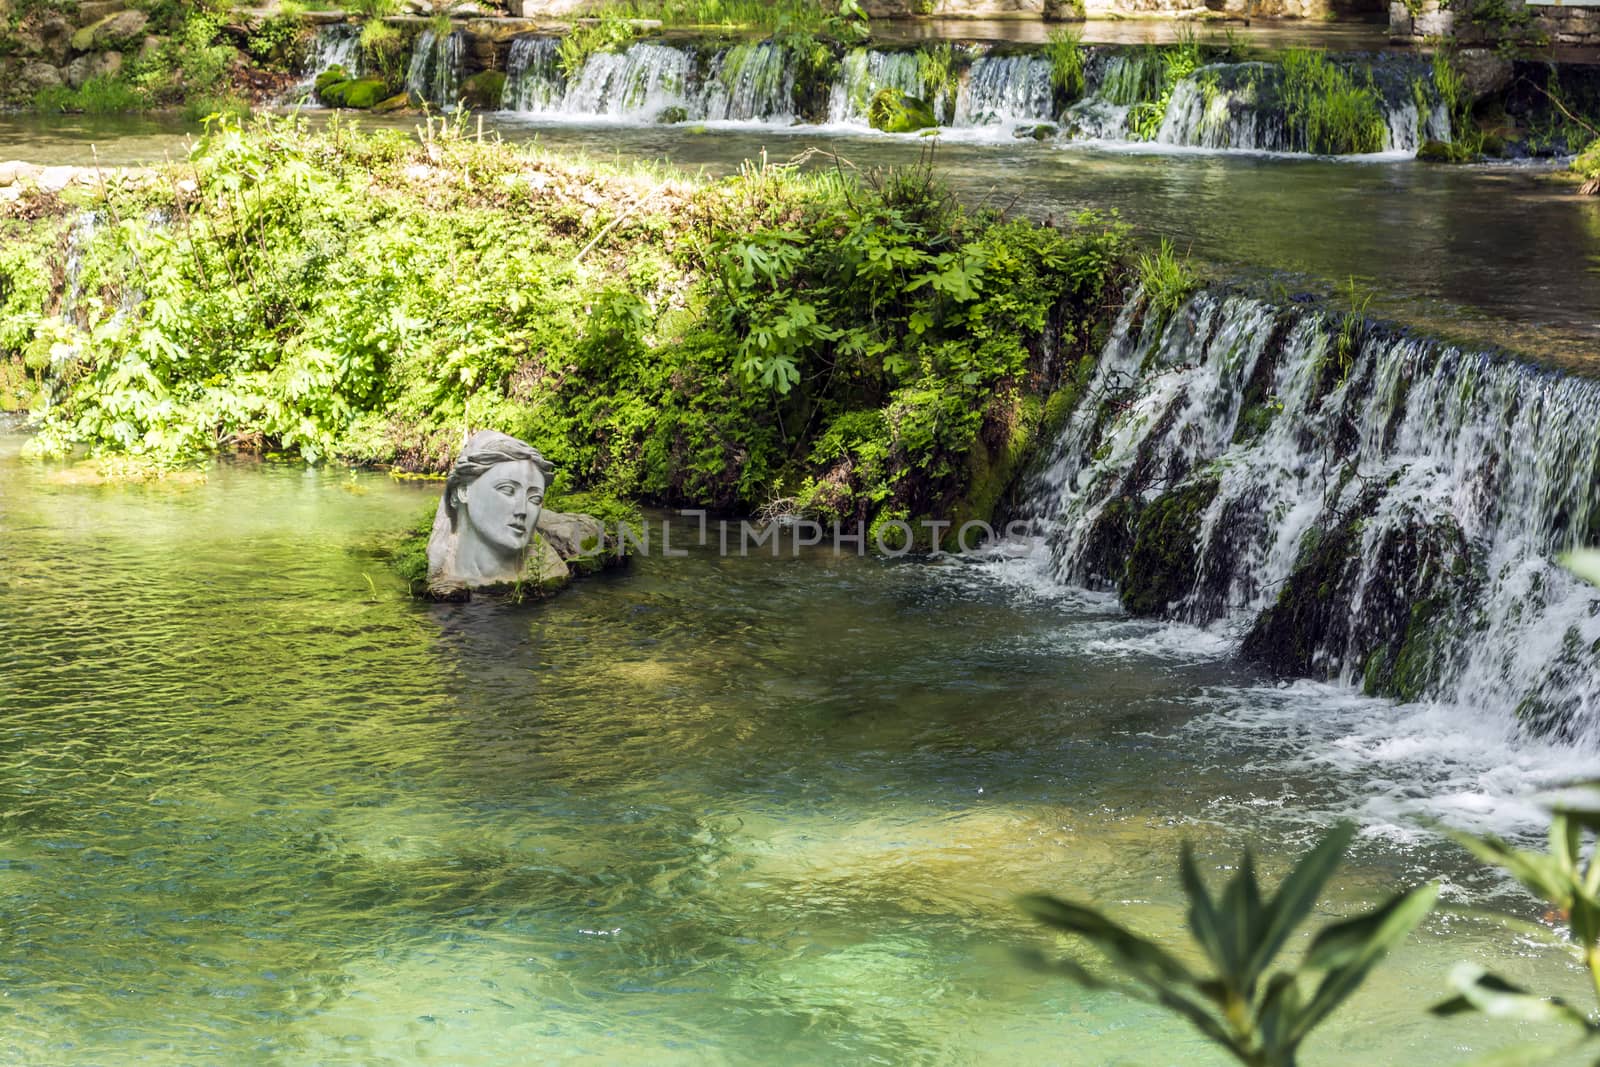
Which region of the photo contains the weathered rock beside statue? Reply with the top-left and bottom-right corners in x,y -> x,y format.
367,430 -> 627,601
419,430 -> 623,599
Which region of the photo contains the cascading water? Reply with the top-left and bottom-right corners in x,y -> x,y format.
301,23 -> 361,83
1016,287 -> 1600,740
406,28 -> 465,109
493,35 -> 1452,154
951,53 -> 1054,128
1065,54 -> 1449,154
827,49 -> 931,125
500,37 -> 792,122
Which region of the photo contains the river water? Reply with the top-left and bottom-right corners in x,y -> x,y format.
1,428 -> 1595,1064
3,112 -> 1597,370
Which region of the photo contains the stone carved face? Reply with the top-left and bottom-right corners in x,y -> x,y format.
426,430 -> 556,592
454,459 -> 547,561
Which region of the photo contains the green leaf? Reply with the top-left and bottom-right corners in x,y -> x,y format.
1257,970 -> 1305,1059
1218,849 -> 1264,988
1180,843 -> 1227,977
1018,893 -> 1197,988
1247,823 -> 1355,988
1558,549 -> 1600,589
1293,883 -> 1439,1042
1431,963 -> 1596,1031
1448,830 -> 1572,909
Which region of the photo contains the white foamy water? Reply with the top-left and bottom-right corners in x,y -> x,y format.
1181,680 -> 1600,843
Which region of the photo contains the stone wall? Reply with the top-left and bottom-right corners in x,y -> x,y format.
1389,0 -> 1600,46
0,1 -> 154,106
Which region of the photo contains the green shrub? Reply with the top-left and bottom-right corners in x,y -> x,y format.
1573,138 -> 1600,194
4,117 -> 1130,538
556,9 -> 639,79
867,88 -> 937,133
34,75 -> 144,114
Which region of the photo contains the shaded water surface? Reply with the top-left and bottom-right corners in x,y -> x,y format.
0,433 -> 1593,1064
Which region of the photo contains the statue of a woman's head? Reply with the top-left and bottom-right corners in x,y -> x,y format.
430,430 -> 555,587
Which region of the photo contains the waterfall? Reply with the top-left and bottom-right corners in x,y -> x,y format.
827,48 -> 928,125
301,22 -> 361,82
495,35 -> 1453,153
952,53 -> 1053,128
406,28 -> 465,109
1017,288 -> 1600,739
503,36 -> 562,112
501,37 -> 791,122
1067,55 -> 1448,155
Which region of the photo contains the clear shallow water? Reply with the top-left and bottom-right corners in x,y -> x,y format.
0,432 -> 1595,1064
3,112 -> 1597,368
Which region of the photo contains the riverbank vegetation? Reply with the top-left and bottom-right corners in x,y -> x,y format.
0,117 -> 1131,545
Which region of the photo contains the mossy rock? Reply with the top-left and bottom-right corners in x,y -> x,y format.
314,65 -> 352,106
459,70 -> 505,110
657,105 -> 689,124
316,69 -> 394,110
1013,123 -> 1059,141
373,92 -> 412,114
1118,475 -> 1220,617
867,88 -> 936,134
1416,139 -> 1463,163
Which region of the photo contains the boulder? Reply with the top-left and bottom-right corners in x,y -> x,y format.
33,13 -> 75,63
0,161 -> 43,187
316,66 -> 394,108
75,0 -> 127,23
536,511 -> 606,561
17,60 -> 64,95
69,9 -> 148,53
373,92 -> 413,113
65,50 -> 123,89
1453,49 -> 1512,103
867,88 -> 937,133
1013,122 -> 1058,141
36,166 -> 78,192
458,69 -> 505,109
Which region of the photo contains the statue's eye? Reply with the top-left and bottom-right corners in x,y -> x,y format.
528,491 -> 544,504
495,482 -> 517,496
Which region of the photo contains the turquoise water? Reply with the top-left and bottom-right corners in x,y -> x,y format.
0,431 -> 1594,1064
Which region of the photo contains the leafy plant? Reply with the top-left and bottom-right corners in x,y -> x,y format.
245,11 -> 308,71
5,116 -> 1128,537
1332,275 -> 1373,382
916,42 -> 960,121
1021,823 -> 1439,1067
1127,33 -> 1202,142
1136,237 -> 1198,325
359,19 -> 408,86
1280,49 -> 1386,155
1432,782 -> 1600,1062
557,8 -> 640,79
1046,25 -> 1086,101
